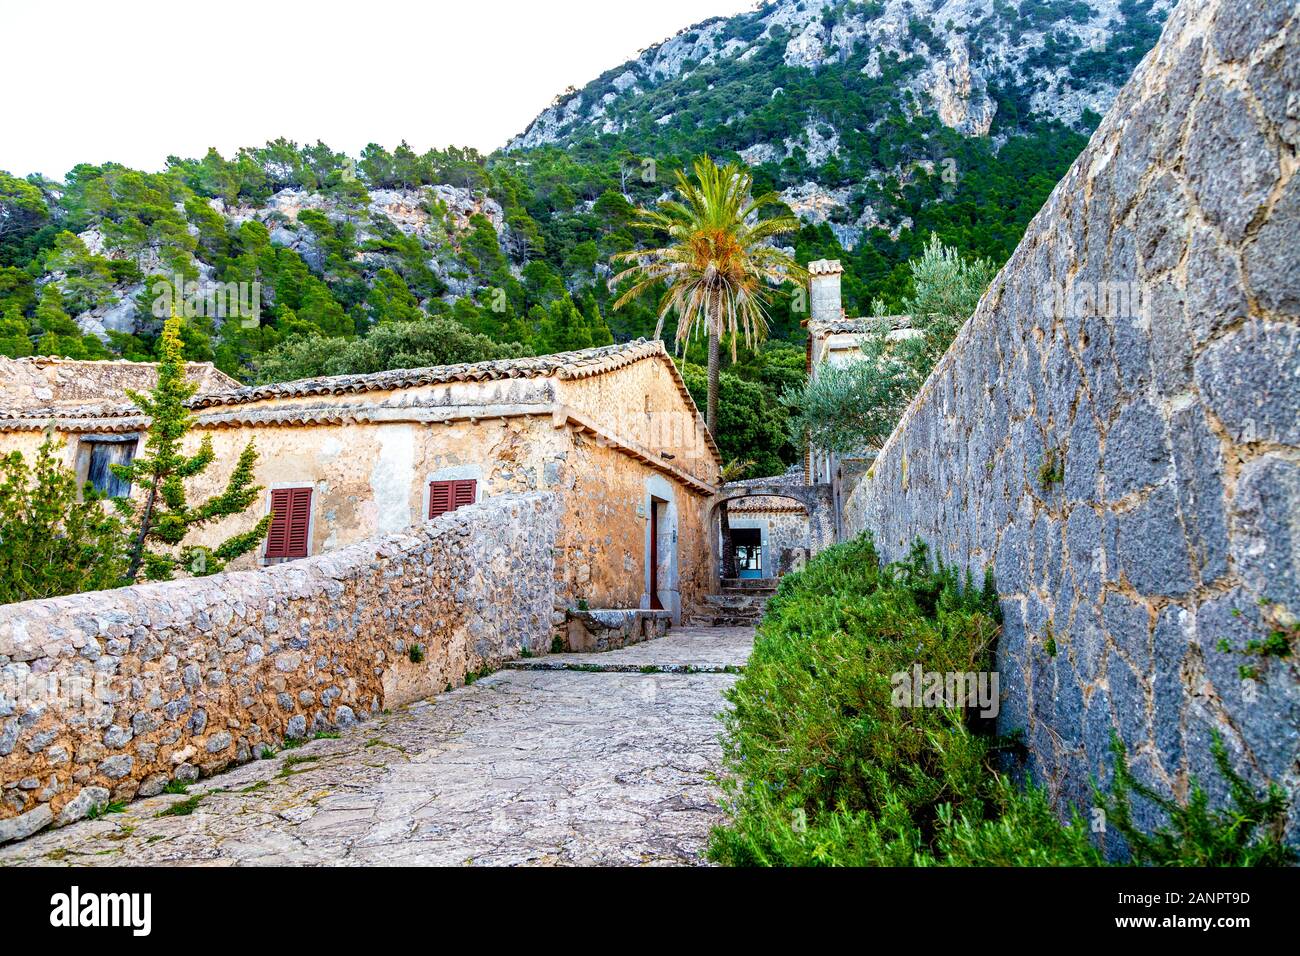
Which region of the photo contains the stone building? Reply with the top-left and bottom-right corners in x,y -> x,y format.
802,258 -> 915,493
714,466 -> 816,582
0,340 -> 720,623
725,496 -> 812,579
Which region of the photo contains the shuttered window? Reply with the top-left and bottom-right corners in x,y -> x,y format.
429,479 -> 476,518
266,487 -> 312,559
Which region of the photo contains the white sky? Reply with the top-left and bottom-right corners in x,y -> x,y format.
2,0 -> 758,180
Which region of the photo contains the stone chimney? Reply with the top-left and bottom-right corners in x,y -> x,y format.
808,259 -> 843,323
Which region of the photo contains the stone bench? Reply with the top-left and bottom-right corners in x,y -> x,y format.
563,608 -> 671,653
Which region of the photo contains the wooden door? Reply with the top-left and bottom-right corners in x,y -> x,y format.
649,498 -> 663,610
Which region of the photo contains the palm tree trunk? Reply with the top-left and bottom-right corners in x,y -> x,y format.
706,325 -> 720,436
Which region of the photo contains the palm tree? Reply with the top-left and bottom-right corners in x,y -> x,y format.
611,156 -> 806,435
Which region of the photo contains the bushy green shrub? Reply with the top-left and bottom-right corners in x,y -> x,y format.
708,536 -> 1089,865
0,434 -> 128,604
709,534 -> 1295,867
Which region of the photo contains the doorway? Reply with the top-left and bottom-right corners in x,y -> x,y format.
648,496 -> 667,609
732,527 -> 763,579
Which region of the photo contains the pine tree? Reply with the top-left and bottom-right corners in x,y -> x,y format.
113,312 -> 271,581
33,284 -> 107,359
0,303 -> 32,357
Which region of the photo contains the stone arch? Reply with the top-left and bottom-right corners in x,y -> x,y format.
705,482 -> 837,586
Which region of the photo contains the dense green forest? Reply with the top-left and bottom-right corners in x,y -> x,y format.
0,0 -> 1170,475
0,128 -> 1084,474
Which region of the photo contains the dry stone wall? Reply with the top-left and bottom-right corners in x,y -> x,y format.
844,0 -> 1300,844
0,492 -> 557,842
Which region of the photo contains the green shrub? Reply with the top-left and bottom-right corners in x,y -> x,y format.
0,434 -> 128,605
1098,734 -> 1294,867
708,535 -> 1078,865
709,534 -> 1294,867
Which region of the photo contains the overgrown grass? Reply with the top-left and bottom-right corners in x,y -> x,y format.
157,793 -> 206,817
85,800 -> 126,820
708,534 -> 1293,867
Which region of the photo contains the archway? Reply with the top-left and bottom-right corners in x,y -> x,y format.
704,481 -> 836,589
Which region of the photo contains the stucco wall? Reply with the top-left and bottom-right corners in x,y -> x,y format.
0,354 -> 718,621
556,430 -> 712,619
844,0 -> 1299,843
0,493 -> 557,842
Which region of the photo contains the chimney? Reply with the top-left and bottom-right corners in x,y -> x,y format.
808,259 -> 843,323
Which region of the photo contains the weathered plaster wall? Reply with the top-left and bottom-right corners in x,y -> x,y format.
553,429 -> 712,619
0,493 -> 557,842
557,353 -> 719,484
844,0 -> 1300,842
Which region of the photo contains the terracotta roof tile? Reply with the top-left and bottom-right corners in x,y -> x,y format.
805,315 -> 912,335
0,340 -> 721,465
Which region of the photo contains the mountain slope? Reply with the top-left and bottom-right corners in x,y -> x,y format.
0,0 -> 1174,401
507,0 -> 1170,247
512,0 -> 1171,149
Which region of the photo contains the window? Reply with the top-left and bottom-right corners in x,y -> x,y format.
266,487 -> 313,560
429,479 -> 476,518
78,436 -> 136,497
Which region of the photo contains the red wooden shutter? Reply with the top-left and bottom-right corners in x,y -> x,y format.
429,481 -> 452,518
286,488 -> 312,558
266,487 -> 312,559
266,489 -> 292,558
453,479 -> 476,509
429,479 -> 476,518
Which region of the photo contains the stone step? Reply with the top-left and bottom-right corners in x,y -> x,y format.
704,593 -> 769,609
562,608 -> 671,653
720,578 -> 778,591
687,607 -> 765,627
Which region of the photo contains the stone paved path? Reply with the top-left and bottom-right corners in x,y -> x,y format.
0,626 -> 751,867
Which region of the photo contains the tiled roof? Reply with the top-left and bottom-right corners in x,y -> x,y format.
0,340 -> 721,463
185,339 -> 668,410
805,315 -> 912,336
728,498 -> 808,513
0,340 -> 662,420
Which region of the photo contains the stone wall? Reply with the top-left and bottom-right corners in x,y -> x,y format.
0,355 -> 237,407
0,492 -> 557,843
844,0 -> 1299,844
0,347 -> 719,622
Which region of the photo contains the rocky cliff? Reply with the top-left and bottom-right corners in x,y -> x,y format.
510,0 -> 1171,147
